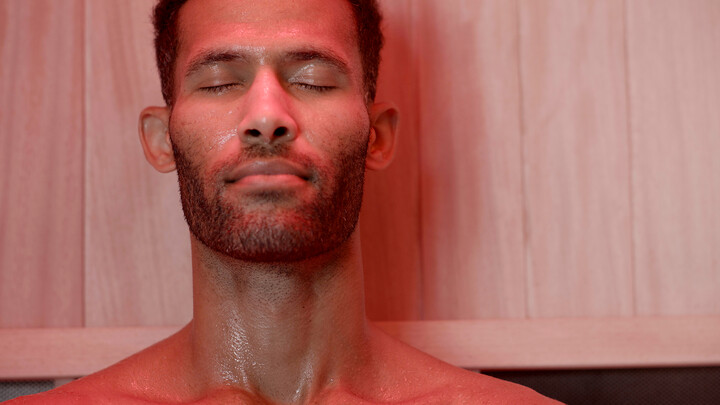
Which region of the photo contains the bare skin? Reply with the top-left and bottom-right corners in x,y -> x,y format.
10,234 -> 558,404
9,0 -> 560,403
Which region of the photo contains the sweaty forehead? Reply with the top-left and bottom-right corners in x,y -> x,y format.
176,0 -> 360,70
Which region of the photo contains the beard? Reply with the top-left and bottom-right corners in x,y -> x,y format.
171,130 -> 369,263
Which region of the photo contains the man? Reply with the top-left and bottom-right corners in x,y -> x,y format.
12,0 -> 559,403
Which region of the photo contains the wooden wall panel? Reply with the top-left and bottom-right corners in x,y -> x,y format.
417,1 -> 526,319
1,0 -> 719,377
519,0 -> 634,317
628,0 -> 720,315
0,0 -> 84,327
84,0 -> 192,326
361,0 -> 422,321
6,317 -> 720,378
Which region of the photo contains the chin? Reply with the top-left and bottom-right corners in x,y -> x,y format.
191,209 -> 360,264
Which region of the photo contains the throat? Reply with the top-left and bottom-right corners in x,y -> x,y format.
188,234 -> 370,403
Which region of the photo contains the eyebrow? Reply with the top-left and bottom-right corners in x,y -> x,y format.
281,50 -> 351,76
183,47 -> 352,79
184,50 -> 250,79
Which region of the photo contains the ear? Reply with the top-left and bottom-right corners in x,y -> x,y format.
366,102 -> 399,171
138,106 -> 175,173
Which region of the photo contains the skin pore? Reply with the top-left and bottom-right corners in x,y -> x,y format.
10,0 -> 559,403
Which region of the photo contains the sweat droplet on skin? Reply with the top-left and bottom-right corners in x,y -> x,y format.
217,129 -> 238,148
305,129 -> 315,145
205,128 -> 239,152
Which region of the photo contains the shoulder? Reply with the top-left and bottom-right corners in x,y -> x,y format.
3,387 -> 123,405
5,328 -> 191,404
2,369 -> 154,404
428,372 -> 563,404
367,325 -> 563,404
406,361 -> 562,404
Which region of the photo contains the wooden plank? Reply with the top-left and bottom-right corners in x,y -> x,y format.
416,0 -> 526,319
381,317 -> 720,370
3,317 -> 720,378
361,0 -> 423,321
84,0 -> 192,326
0,0 -> 84,327
0,327 -> 178,379
627,1 -> 720,315
519,0 -> 633,317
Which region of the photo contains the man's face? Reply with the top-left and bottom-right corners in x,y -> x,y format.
169,0 -> 371,262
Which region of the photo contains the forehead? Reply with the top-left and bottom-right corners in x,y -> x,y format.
176,0 -> 359,70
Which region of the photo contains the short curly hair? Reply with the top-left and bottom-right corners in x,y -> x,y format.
152,0 -> 384,106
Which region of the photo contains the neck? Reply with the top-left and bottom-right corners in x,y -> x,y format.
187,231 -> 370,403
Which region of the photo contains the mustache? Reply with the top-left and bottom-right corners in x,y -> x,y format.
241,142 -> 291,159
171,137 -> 322,184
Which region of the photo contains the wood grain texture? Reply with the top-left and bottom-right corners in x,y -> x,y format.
84,0 -> 192,326
361,0 -> 423,321
381,317 -> 720,370
520,0 -> 634,317
416,0 -> 526,319
627,0 -> 720,315
4,317 -> 720,378
0,327 -> 178,379
0,0 -> 84,327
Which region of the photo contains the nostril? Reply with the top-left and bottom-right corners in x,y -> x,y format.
243,127 -> 291,140
273,127 -> 288,137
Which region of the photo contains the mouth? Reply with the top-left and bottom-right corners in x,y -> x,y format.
226,159 -> 311,186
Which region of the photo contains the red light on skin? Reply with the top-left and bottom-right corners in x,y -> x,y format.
233,173 -> 307,189
226,159 -> 311,191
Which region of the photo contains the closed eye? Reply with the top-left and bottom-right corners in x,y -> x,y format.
293,83 -> 336,93
198,83 -> 239,94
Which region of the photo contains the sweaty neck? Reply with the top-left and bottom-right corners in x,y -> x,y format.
187,230 -> 370,403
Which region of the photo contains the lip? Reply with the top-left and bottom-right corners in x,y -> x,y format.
227,159 -> 311,184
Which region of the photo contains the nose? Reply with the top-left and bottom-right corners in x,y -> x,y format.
239,70 -> 298,145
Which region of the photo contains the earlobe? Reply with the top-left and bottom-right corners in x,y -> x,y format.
138,106 -> 176,173
366,102 -> 399,171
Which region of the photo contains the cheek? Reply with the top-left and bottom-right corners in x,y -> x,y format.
303,103 -> 370,155
309,107 -> 370,190
170,106 -> 241,158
